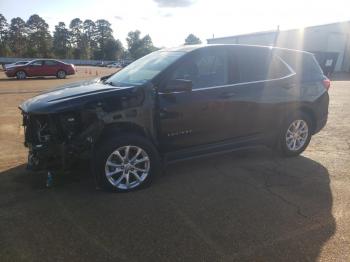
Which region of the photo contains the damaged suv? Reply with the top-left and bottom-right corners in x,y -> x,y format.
20,45 -> 330,191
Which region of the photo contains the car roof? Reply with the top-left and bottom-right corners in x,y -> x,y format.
30,59 -> 62,63
162,44 -> 312,55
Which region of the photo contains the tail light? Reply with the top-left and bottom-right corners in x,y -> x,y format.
323,78 -> 330,91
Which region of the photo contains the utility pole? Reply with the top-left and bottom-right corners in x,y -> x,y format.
273,25 -> 280,46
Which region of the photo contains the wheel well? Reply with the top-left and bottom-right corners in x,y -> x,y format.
299,107 -> 317,134
98,122 -> 148,142
16,70 -> 26,74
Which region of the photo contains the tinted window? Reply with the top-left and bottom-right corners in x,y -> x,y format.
237,49 -> 269,82
236,48 -> 291,82
171,49 -> 228,89
31,61 -> 43,66
45,60 -> 59,66
267,56 -> 292,79
277,51 -> 323,81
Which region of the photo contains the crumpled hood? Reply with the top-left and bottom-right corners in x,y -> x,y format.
19,79 -> 136,114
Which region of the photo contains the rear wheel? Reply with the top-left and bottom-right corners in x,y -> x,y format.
279,113 -> 312,157
16,70 -> 26,80
56,70 -> 66,79
94,134 -> 160,192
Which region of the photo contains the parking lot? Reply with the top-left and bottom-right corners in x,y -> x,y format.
0,69 -> 349,261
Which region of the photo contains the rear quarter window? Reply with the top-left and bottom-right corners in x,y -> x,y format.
277,51 -> 323,81
45,60 -> 59,66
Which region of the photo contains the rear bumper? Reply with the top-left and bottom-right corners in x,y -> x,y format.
312,91 -> 329,134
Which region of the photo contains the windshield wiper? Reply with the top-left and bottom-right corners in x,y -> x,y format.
104,81 -> 117,86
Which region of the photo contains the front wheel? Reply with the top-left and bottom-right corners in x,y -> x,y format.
278,113 -> 312,157
94,135 -> 160,192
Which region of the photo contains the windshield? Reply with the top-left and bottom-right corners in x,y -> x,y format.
106,51 -> 185,86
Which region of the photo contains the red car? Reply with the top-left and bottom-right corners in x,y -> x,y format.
5,59 -> 76,79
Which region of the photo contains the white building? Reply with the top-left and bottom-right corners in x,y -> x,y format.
207,21 -> 350,73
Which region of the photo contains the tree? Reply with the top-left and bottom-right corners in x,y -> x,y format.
8,17 -> 27,57
126,30 -> 157,59
53,22 -> 70,58
83,19 -> 97,59
1,14 -> 125,60
83,19 -> 96,44
104,38 -> 123,60
94,19 -> 123,60
184,33 -> 202,45
0,14 -> 8,41
26,14 -> 52,57
69,18 -> 85,59
0,14 -> 12,56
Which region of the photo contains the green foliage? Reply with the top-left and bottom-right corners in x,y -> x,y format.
8,17 -> 27,57
0,14 -> 12,56
0,14 -> 8,41
126,30 -> 158,59
53,22 -> 70,58
26,14 -> 52,57
184,33 -> 202,45
0,13 -> 159,61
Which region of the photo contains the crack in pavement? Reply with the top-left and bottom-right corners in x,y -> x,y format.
213,161 -> 308,219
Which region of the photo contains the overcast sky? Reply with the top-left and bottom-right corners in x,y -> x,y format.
1,0 -> 349,47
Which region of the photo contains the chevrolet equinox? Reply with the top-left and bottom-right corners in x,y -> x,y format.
19,44 -> 330,191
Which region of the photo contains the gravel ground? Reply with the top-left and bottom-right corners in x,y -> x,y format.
0,70 -> 349,261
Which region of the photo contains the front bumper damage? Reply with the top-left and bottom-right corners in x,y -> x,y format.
21,110 -> 103,171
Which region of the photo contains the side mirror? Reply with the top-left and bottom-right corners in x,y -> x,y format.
164,79 -> 192,93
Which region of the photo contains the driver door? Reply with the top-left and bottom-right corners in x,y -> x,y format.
26,60 -> 44,76
158,48 -> 231,152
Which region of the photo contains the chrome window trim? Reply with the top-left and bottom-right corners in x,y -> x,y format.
159,55 -> 296,94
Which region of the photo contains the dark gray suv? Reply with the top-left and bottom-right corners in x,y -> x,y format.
20,44 -> 330,191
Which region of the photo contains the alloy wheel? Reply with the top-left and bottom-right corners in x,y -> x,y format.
285,119 -> 309,151
105,145 -> 150,190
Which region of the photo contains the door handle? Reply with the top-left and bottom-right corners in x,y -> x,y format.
284,83 -> 297,89
219,92 -> 237,98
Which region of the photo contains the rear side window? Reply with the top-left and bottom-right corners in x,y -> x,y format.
45,60 -> 59,66
31,60 -> 43,66
235,48 -> 291,83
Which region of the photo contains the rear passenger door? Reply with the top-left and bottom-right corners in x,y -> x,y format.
44,60 -> 60,76
223,47 -> 294,139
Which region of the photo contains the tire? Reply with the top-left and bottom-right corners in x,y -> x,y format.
94,134 -> 161,192
56,70 -> 66,79
16,70 -> 26,80
278,112 -> 312,157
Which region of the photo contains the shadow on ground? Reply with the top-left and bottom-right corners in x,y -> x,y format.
0,149 -> 335,262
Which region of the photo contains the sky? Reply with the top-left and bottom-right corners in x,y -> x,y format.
0,0 -> 349,48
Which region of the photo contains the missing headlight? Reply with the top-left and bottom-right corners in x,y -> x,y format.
60,113 -> 81,139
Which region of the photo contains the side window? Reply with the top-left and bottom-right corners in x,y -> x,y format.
267,56 -> 292,79
31,61 -> 43,66
237,49 -> 269,82
171,50 -> 228,89
237,49 -> 292,82
45,60 -> 58,66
